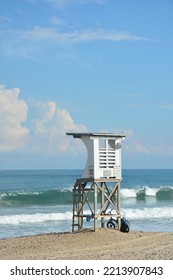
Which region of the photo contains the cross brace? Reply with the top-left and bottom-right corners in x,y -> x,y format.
72,178 -> 121,232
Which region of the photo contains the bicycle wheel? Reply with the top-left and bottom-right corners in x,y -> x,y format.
107,220 -> 118,229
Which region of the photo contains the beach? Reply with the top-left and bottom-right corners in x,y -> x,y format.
0,170 -> 173,260
0,229 -> 173,260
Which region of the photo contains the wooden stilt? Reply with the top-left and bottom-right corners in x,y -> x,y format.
72,178 -> 122,232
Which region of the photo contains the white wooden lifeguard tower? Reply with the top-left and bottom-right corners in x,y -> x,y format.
66,132 -> 126,232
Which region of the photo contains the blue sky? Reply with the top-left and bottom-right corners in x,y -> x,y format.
0,0 -> 173,170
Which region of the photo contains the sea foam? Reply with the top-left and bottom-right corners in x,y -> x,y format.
0,212 -> 72,225
122,206 -> 173,219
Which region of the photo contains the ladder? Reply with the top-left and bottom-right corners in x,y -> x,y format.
72,181 -> 87,232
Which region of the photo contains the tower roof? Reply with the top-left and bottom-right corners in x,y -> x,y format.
66,132 -> 126,139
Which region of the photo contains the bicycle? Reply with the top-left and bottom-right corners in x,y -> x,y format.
106,209 -> 130,233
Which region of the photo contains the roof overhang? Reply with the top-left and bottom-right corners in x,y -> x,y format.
66,132 -> 126,139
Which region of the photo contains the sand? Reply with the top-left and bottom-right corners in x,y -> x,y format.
0,229 -> 173,260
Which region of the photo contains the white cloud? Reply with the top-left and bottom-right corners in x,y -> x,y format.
0,24 -> 147,59
30,100 -> 87,156
45,0 -> 106,9
0,84 -> 87,156
0,16 -> 10,22
45,0 -> 73,8
152,142 -> 173,156
20,26 -> 147,44
131,142 -> 151,154
49,16 -> 66,26
125,101 -> 173,111
4,85 -> 173,162
124,138 -> 151,155
124,133 -> 173,157
156,103 -> 173,110
0,85 -> 29,153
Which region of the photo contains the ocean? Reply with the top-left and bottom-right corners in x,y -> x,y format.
0,169 -> 172,239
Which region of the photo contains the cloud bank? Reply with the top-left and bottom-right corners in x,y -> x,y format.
1,84 -> 173,160
31,100 -> 87,156
0,85 -> 29,153
0,85 -> 86,156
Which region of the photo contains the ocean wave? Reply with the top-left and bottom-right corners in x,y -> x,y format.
122,206 -> 173,219
0,212 -> 72,225
121,186 -> 173,200
0,206 -> 173,225
0,186 -> 173,207
0,189 -> 73,207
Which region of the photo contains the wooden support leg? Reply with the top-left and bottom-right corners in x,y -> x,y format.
78,184 -> 83,230
100,182 -> 105,228
94,183 -> 97,231
117,181 -> 121,230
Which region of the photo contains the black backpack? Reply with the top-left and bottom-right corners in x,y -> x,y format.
120,218 -> 130,233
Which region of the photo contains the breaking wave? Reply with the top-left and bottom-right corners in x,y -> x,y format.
121,186 -> 173,200
0,211 -> 72,225
122,206 -> 173,219
0,186 -> 173,207
0,207 -> 173,225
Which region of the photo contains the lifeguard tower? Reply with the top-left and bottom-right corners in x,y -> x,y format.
66,132 -> 126,232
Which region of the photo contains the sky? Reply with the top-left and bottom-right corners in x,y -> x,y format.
0,0 -> 173,170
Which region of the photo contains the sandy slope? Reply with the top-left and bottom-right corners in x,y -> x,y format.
0,229 -> 173,260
